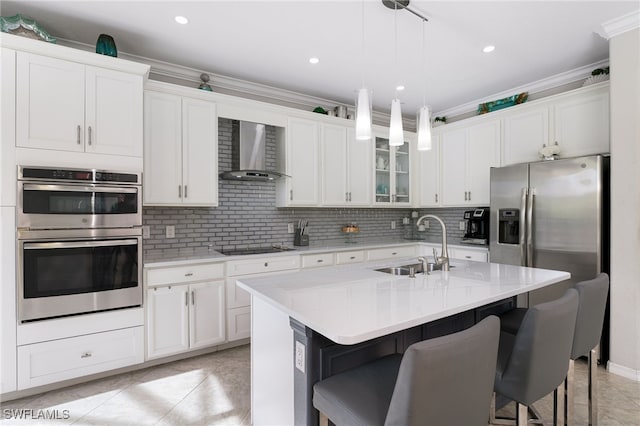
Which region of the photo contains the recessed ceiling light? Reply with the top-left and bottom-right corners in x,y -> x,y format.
482,45 -> 495,53
396,85 -> 405,91
174,16 -> 189,25
309,57 -> 319,64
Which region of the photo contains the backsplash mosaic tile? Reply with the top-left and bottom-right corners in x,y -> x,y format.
142,118 -> 481,256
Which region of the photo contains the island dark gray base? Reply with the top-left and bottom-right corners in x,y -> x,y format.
290,297 -> 516,426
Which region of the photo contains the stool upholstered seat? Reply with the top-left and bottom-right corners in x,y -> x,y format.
313,315 -> 500,426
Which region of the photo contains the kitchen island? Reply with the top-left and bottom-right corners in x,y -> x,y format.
237,257 -> 570,426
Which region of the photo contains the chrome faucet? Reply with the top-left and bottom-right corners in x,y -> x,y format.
416,214 -> 450,271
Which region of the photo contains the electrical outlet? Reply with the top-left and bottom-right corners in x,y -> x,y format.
295,341 -> 305,373
391,220 -> 396,230
166,225 -> 175,238
142,225 -> 150,239
459,221 -> 466,231
287,223 -> 295,234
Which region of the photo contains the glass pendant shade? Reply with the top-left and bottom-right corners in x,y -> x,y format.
389,98 -> 404,146
417,105 -> 432,151
355,88 -> 372,141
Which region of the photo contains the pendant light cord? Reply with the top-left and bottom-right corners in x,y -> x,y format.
422,18 -> 426,107
361,0 -> 365,87
394,3 -> 398,99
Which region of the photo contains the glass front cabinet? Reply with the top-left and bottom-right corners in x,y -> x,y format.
374,135 -> 411,206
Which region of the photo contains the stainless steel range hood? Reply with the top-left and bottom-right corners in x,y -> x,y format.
219,120 -> 287,181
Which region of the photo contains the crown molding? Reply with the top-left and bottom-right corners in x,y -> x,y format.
598,10 -> 640,40
432,59 -> 609,118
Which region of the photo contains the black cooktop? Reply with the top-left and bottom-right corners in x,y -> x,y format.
219,247 -> 295,256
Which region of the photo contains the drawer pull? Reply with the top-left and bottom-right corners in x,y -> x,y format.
466,256 -> 472,259
392,252 -> 397,255
264,262 -> 268,267
350,256 -> 356,260
185,272 -> 194,277
317,259 -> 323,263
81,352 -> 92,359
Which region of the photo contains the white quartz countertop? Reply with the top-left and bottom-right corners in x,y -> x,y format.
236,258 -> 570,345
143,238 -> 488,267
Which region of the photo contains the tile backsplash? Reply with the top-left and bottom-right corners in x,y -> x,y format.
142,118 -> 481,256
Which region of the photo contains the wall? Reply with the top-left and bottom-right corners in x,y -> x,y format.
608,27 -> 640,379
143,118 -> 475,256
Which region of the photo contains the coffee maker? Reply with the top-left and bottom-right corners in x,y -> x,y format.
461,208 -> 489,245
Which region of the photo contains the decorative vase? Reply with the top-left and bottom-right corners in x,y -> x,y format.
96,34 -> 117,57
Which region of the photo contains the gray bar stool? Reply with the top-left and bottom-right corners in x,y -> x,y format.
313,316 -> 500,426
491,288 -> 579,426
500,274 -> 609,425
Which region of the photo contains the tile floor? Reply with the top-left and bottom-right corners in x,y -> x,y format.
2,344 -> 639,425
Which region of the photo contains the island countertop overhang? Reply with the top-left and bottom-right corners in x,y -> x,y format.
237,258 -> 570,345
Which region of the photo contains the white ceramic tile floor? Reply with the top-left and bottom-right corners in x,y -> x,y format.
2,345 -> 639,425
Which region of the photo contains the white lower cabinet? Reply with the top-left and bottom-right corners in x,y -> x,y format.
147,281 -> 225,359
17,326 -> 143,390
335,250 -> 365,265
227,306 -> 251,342
367,245 -> 417,261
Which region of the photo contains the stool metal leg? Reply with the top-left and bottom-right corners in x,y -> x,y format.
589,347 -> 599,426
516,403 -> 528,426
566,359 -> 575,426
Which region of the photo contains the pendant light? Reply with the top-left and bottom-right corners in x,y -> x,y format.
417,18 -> 432,151
388,2 -> 404,147
355,0 -> 372,141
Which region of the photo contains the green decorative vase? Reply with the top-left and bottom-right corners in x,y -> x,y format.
96,34 -> 117,57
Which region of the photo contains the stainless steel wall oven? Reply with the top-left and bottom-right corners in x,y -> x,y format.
17,166 -> 143,323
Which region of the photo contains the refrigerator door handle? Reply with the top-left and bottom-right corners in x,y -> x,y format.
520,187 -> 528,266
526,187 -> 535,267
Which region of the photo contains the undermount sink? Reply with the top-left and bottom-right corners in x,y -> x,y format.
375,262 -> 454,276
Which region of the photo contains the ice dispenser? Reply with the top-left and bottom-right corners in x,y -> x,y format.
498,209 -> 520,244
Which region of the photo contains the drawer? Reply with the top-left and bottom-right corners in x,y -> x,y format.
367,245 -> 416,261
451,248 -> 488,262
335,250 -> 365,265
301,253 -> 335,268
226,255 -> 300,276
226,277 -> 251,308
227,306 -> 251,341
17,326 -> 143,390
146,262 -> 225,287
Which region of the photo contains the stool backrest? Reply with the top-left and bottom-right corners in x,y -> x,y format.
497,288 -> 578,406
572,273 -> 610,359
384,316 -> 500,426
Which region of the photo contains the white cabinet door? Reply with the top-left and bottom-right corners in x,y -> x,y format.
553,87 -> 609,157
227,306 -> 251,341
503,105 -> 549,165
85,66 -> 143,157
189,281 -> 226,349
182,98 -> 218,205
143,91 -> 183,204
347,128 -> 372,206
441,128 -> 467,205
417,135 -> 440,207
147,286 -> 189,359
286,117 -> 319,205
466,121 -> 501,205
16,53 -> 85,152
321,123 -> 349,206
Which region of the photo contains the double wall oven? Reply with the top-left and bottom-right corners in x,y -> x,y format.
17,166 -> 143,323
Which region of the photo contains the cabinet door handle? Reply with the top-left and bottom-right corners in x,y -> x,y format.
88,126 -> 92,145
77,125 -> 81,145
81,352 -> 92,359
184,185 -> 188,198
464,191 -> 468,201
264,262 -> 269,267
178,185 -> 182,198
349,192 -> 352,202
346,192 -> 349,202
191,291 -> 195,305
290,190 -> 293,201
468,191 -> 471,201
435,194 -> 438,203
185,292 -> 188,306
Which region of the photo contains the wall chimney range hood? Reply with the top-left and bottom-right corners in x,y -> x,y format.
219,120 -> 287,181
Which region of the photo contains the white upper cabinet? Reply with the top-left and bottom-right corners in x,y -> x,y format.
441,120 -> 500,206
501,83 -> 609,165
16,52 -> 143,157
415,134 -> 441,207
144,90 -> 218,206
374,133 -> 412,207
320,124 -> 371,207
277,117 -> 319,206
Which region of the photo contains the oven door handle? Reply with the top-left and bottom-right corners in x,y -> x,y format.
23,184 -> 138,194
23,239 -> 139,250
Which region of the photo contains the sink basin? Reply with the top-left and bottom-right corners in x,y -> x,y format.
375,262 -> 454,276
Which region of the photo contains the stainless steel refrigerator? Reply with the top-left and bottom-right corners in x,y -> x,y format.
490,155 -> 609,308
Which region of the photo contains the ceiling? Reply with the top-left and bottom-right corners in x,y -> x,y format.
2,1 -> 638,117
